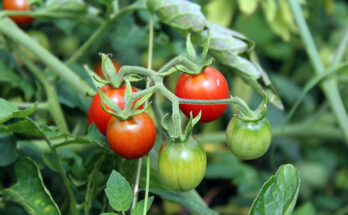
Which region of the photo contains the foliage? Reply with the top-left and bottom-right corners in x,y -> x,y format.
0,0 -> 347,215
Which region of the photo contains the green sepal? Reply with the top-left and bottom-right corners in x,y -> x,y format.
161,113 -> 174,141
97,88 -> 124,119
101,54 -> 118,82
132,87 -> 156,111
183,112 -> 201,142
84,64 -> 108,90
186,34 -> 197,62
124,79 -> 133,107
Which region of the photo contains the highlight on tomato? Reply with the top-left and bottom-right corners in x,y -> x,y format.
226,114 -> 272,160
106,112 -> 156,159
175,66 -> 229,123
2,0 -> 34,26
158,137 -> 206,192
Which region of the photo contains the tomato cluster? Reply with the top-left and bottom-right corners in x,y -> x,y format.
2,0 -> 34,26
88,60 -> 271,191
88,61 -> 154,160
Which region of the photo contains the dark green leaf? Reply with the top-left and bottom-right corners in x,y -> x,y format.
0,61 -> 34,99
0,98 -> 37,124
105,170 -> 133,212
0,133 -> 18,167
148,0 -> 205,32
130,196 -> 154,215
3,157 -> 61,215
0,119 -> 42,137
249,164 -> 300,215
150,189 -> 218,215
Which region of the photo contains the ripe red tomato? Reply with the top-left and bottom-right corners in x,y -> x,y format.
106,112 -> 156,159
95,59 -> 121,79
87,106 -> 93,125
90,85 -> 142,136
2,0 -> 34,26
175,66 -> 229,122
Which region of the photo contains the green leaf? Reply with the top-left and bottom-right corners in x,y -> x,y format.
105,170 -> 133,212
249,164 -> 300,215
0,133 -> 18,167
147,0 -> 206,32
238,0 -> 259,15
150,189 -> 218,215
0,61 -> 34,99
3,157 -> 61,215
0,98 -> 37,124
0,119 -> 42,137
130,196 -> 154,215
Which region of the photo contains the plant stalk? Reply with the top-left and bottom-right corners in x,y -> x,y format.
288,0 -> 348,143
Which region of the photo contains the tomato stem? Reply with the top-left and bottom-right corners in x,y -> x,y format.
143,155 -> 151,215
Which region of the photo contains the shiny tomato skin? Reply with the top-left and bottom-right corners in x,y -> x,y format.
175,66 -> 229,123
158,137 -> 206,192
3,0 -> 34,26
226,115 -> 272,160
91,85 -> 141,136
95,59 -> 121,79
106,112 -> 156,159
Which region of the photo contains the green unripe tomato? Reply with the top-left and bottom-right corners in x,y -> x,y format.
226,115 -> 271,160
158,137 -> 206,192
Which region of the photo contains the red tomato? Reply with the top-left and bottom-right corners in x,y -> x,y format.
90,85 -> 142,136
175,66 -> 229,122
2,0 -> 34,26
106,112 -> 156,159
95,59 -> 121,79
87,106 -> 94,125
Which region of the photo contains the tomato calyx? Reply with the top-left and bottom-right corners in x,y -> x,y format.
236,92 -> 268,122
161,111 -> 201,143
86,54 -> 144,90
98,79 -> 155,121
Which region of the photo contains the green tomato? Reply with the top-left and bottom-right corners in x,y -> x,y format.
158,137 -> 206,192
54,35 -> 79,58
226,115 -> 271,160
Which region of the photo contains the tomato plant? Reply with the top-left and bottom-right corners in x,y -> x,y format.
175,66 -> 229,122
2,0 -> 34,26
90,85 -> 142,136
226,115 -> 272,160
95,59 -> 121,79
158,137 -> 206,192
106,112 -> 156,159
